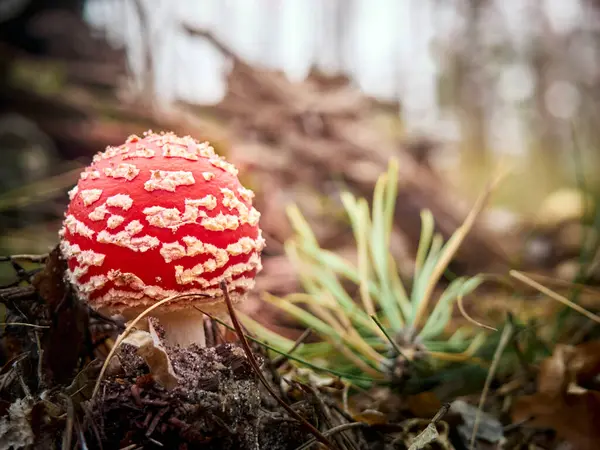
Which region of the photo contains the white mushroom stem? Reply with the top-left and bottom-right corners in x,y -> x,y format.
146,309 -> 207,348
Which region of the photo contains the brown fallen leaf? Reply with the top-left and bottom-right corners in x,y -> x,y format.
511,342 -> 600,450
353,409 -> 388,425
121,320 -> 180,390
406,391 -> 443,419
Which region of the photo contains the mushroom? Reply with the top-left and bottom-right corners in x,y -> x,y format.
58,130 -> 265,347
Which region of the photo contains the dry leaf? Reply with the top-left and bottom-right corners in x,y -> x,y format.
121,321 -> 180,390
353,409 -> 388,425
400,418 -> 453,450
512,342 -> 600,450
407,422 -> 439,450
450,399 -> 504,447
406,391 -> 443,418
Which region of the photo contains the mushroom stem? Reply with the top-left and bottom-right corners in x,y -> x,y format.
149,309 -> 206,347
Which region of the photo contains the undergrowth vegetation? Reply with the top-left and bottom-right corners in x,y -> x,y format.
241,159 -> 507,390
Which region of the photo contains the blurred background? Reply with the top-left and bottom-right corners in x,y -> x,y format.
2,5 -> 600,447
1,0 -> 599,294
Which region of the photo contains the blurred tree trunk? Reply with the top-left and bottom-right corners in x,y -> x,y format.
456,0 -> 489,167
580,0 -> 600,163
333,0 -> 352,72
130,0 -> 155,101
528,0 -> 563,157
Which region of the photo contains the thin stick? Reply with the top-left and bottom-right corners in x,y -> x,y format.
510,270 -> 600,324
272,328 -> 312,368
431,402 -> 451,423
294,422 -> 367,450
518,271 -> 600,295
0,322 -> 49,329
62,394 -> 75,450
220,281 -> 337,450
34,331 -> 44,390
470,319 -> 514,450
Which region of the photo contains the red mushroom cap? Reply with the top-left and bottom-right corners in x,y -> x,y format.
59,130 -> 265,315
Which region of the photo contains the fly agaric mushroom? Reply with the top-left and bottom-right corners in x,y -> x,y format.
58,130 -> 265,347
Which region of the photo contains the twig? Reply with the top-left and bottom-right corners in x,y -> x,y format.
182,25 -> 291,104
69,383 -> 91,399
82,402 -> 103,450
0,322 -> 48,329
219,281 -> 337,450
293,422 -> 367,450
182,26 -> 238,61
503,416 -> 531,433
510,270 -> 600,324
34,331 -> 44,390
13,357 -> 31,399
142,399 -> 169,407
16,371 -> 31,399
146,406 -> 169,437
324,396 -> 356,425
147,437 -> 164,447
342,383 -> 350,415
272,328 -> 312,368
470,318 -> 514,450
299,381 -> 360,450
0,352 -> 29,376
0,285 -> 36,302
62,394 -> 75,450
431,402 -> 451,424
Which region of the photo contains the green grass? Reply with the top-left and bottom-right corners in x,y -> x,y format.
240,158 -> 504,389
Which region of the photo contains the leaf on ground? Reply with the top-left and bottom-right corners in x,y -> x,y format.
353,409 -> 388,425
450,399 -> 504,447
400,418 -> 453,450
407,422 -> 439,450
406,391 -> 443,418
511,341 -> 600,450
121,321 -> 180,390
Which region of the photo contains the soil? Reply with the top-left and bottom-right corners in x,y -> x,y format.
87,342 -> 310,450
